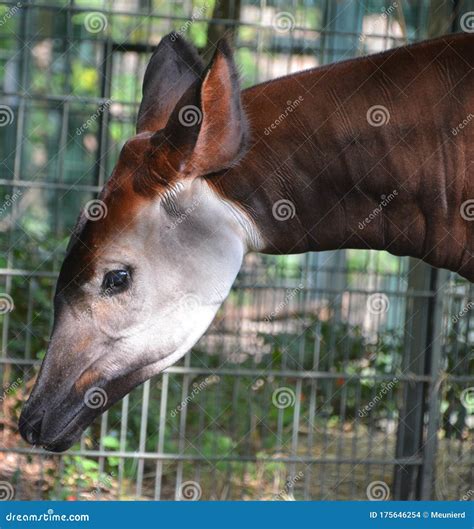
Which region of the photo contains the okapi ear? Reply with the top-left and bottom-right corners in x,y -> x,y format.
160,38 -> 248,177
191,39 -> 248,175
136,33 -> 205,133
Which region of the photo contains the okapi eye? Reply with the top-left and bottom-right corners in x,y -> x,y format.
102,269 -> 130,294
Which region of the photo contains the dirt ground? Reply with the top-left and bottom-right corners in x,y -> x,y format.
1,424 -> 471,501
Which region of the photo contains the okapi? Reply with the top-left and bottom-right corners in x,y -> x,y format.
20,32 -> 473,451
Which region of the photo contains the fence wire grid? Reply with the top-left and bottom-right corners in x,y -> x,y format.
0,0 -> 473,501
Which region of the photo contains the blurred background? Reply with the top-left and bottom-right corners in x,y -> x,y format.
0,0 -> 473,501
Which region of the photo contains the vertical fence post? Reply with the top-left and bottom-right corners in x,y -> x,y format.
420,268 -> 448,500
393,260 -> 430,500
393,261 -> 446,499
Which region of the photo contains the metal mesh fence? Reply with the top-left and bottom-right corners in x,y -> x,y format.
0,0 -> 473,501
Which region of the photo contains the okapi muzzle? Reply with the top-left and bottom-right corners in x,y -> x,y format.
20,32 -> 473,451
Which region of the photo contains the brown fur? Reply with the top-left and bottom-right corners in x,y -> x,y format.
211,33 -> 474,280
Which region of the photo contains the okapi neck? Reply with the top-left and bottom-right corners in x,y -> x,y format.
212,33 -> 474,281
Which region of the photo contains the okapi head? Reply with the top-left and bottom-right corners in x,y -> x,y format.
20,35 -> 257,451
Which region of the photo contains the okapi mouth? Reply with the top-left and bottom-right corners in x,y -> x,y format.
19,391 -> 107,452
19,368 -> 149,452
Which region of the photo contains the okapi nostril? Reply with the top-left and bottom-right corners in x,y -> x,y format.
19,408 -> 44,446
25,426 -> 39,446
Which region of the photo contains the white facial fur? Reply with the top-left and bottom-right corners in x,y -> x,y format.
78,177 -> 262,380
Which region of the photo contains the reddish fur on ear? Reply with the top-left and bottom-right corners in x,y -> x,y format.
189,39 -> 249,175
134,38 -> 249,196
